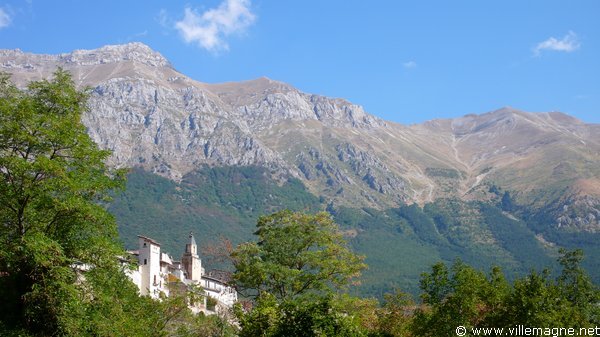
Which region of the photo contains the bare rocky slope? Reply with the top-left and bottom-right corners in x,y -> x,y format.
2,42 -> 599,233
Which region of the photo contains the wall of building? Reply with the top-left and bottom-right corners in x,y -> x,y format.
138,236 -> 162,298
129,234 -> 237,312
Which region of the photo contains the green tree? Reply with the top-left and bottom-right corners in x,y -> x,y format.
232,210 -> 366,301
481,266 -> 511,326
375,289 -> 415,337
0,70 -> 155,335
502,269 -> 572,326
412,261 -> 511,336
231,210 -> 367,336
411,250 -> 600,334
500,191 -> 514,212
556,248 -> 600,325
235,294 -> 372,337
499,249 -> 600,327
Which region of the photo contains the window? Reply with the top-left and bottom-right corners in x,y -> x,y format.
154,275 -> 157,285
144,259 -> 147,265
143,242 -> 147,247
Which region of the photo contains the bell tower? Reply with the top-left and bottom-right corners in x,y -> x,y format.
181,232 -> 202,282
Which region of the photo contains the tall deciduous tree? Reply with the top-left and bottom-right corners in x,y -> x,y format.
411,250 -> 600,336
232,210 -> 366,301
412,261 -> 512,337
0,70 -> 135,335
231,210 -> 367,336
556,248 -> 600,325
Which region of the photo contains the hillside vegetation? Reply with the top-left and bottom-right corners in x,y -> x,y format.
110,168 -> 600,297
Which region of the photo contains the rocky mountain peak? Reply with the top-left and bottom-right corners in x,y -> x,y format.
0,42 -> 171,72
59,42 -> 171,68
1,43 -> 598,213
207,76 -> 297,102
450,107 -> 553,137
205,76 -> 386,129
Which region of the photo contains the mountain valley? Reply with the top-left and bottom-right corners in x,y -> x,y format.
2,43 -> 599,296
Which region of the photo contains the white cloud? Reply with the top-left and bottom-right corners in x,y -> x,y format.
403,61 -> 417,69
533,31 -> 580,56
157,9 -> 169,28
0,8 -> 12,29
174,0 -> 256,52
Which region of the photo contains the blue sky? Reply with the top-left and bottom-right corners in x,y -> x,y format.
0,0 -> 598,124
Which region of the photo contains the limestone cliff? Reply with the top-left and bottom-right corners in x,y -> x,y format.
2,43 -> 599,231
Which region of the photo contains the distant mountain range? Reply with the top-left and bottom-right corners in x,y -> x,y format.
2,43 -> 599,295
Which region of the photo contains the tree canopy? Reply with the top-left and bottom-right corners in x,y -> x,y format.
0,70 -> 200,336
411,250 -> 600,336
231,210 -> 369,336
2,70 -> 598,337
232,210 -> 366,301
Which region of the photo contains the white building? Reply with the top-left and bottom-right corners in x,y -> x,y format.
127,233 -> 237,313
135,236 -> 168,298
202,271 -> 238,308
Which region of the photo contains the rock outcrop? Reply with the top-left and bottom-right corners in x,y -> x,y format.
2,43 -> 599,223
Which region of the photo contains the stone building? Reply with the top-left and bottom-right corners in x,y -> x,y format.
181,233 -> 202,282
126,232 -> 237,313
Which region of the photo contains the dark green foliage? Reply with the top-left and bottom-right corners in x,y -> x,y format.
396,200 -> 552,285
556,249 -> 600,325
500,191 -> 514,211
396,204 -> 447,246
110,168 -> 599,298
0,70 -> 134,335
478,202 -> 552,270
237,294 -> 370,337
232,243 -> 600,336
519,199 -> 600,284
502,269 -> 572,326
411,250 -> 600,336
332,206 -> 442,297
488,184 -> 501,195
184,166 -> 319,214
232,210 -> 366,300
374,290 -> 415,337
400,201 -> 492,269
233,210 -> 369,337
149,290 -> 238,337
81,266 -> 167,336
275,297 -> 369,337
413,261 -> 499,337
110,166 -> 321,254
0,71 -> 238,336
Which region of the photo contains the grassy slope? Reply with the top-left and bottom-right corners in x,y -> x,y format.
109,167 -> 598,298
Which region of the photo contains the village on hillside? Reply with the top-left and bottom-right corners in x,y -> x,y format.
125,233 -> 238,314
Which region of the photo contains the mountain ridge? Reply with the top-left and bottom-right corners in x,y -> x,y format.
3,42 -> 600,296
1,42 -> 599,231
